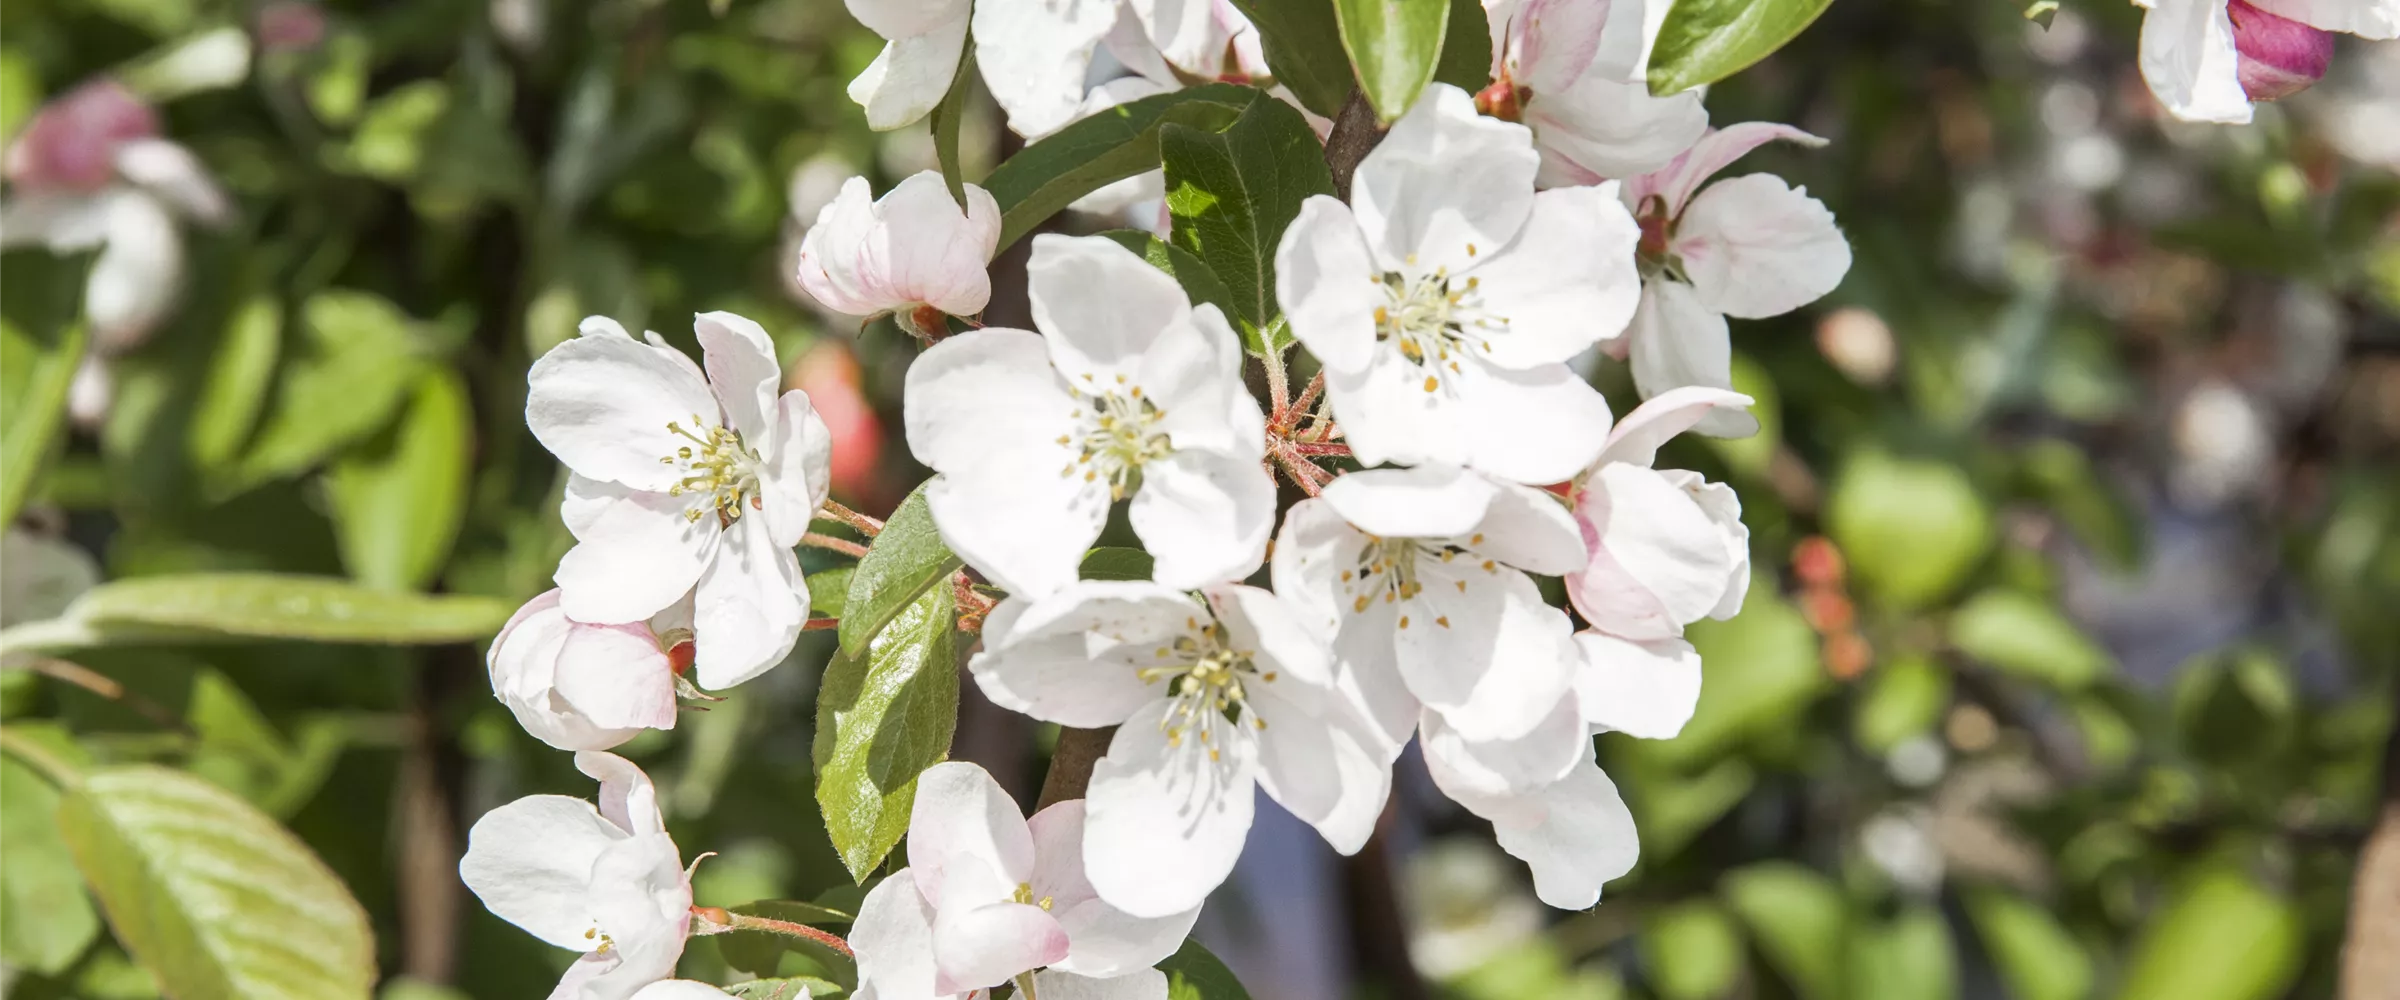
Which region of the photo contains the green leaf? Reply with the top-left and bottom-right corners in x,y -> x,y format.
1949,590 -> 2110,690
1432,0 -> 1494,90
1963,887 -> 2090,1000
1645,585 -> 1824,767
1160,93 -> 1336,343
1852,653 -> 1950,753
1096,230 -> 1253,348
186,296 -> 283,471
726,978 -> 844,999
929,48 -> 977,209
1645,0 -> 1837,95
57,765 -> 376,1000
1826,452 -> 1992,611
1721,862 -> 1846,1000
325,370 -> 473,591
2024,0 -> 2061,27
221,291 -> 426,496
808,566 -> 856,620
1848,906 -> 1955,1000
1642,900 -> 1744,1000
1159,938 -> 1254,999
0,756 -> 101,975
1080,546 -> 1158,582
1334,0 -> 1452,123
985,84 -> 1256,252
0,320 -> 86,526
1226,0 -> 1353,118
717,899 -> 858,985
815,584 -> 958,882
1,574 -> 517,654
841,483 -> 964,657
2020,439 -> 2142,571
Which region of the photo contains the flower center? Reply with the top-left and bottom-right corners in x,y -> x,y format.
661,415 -> 762,525
582,925 -> 618,953
1011,882 -> 1056,911
1374,266 -> 1501,394
1061,382 -> 1172,500
1340,535 -> 1497,627
1634,195 -> 1686,281
1136,618 -> 1275,761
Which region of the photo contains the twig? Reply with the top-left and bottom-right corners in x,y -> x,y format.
804,618 -> 840,632
1322,89 -> 1384,202
1036,726 -> 1117,810
800,532 -> 870,558
20,657 -> 189,733
1276,372 -> 1326,433
1261,336 -> 1292,415
818,499 -> 885,537
691,907 -> 855,958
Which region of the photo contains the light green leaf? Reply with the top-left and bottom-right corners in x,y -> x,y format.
1,574 -> 517,654
1721,862 -> 1846,1000
1645,0 -> 1837,95
0,321 -> 86,526
1646,585 -> 1824,767
1826,452 -> 1992,611
1160,93 -> 1336,346
1080,546 -> 1158,582
985,84 -> 1256,252
1334,0 -> 1452,123
808,566 -> 856,620
929,48 -> 977,209
1225,0 -> 1353,118
186,297 -> 282,471
1852,653 -> 1950,753
1848,906 -> 1955,1000
1160,938 -> 1254,999
815,584 -> 957,882
726,978 -> 844,999
221,291 -> 426,496
2021,439 -> 2143,571
325,370 -> 473,591
57,765 -> 376,1000
1623,755 -> 1753,857
1095,230 -> 1256,351
1642,900 -> 1743,1000
1964,887 -> 2091,1000
0,50 -> 40,144
1949,590 -> 2110,690
841,483 -> 963,657
0,756 -> 101,975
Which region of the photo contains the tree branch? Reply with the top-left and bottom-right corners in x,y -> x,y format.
1036,726 -> 1117,810
1322,90 -> 1384,202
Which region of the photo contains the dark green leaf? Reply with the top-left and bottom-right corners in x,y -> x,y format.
2,573 -> 517,653
929,48 -> 977,209
1334,0 -> 1451,123
0,756 -> 100,975
1963,887 -> 2090,1000
1080,546 -> 1157,582
1159,93 -> 1335,345
1948,590 -> 2110,690
1097,230 -> 1249,344
1432,0 -> 1493,90
1159,938 -> 1253,999
57,765 -> 376,1000
1226,0 -> 1355,118
841,482 -> 964,657
0,320 -> 86,526
325,370 -> 473,591
1646,0 -> 1837,95
186,296 -> 282,471
1721,862 -> 1846,1000
809,566 -> 856,620
815,584 -> 957,882
985,85 -> 1256,252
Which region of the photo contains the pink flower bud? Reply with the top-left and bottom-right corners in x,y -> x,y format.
4,80 -> 157,194
254,2 -> 328,53
2227,0 -> 2335,102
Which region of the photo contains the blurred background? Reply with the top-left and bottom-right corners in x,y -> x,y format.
3,0 -> 2398,998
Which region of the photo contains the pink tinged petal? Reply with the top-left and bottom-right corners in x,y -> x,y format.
555,478 -> 717,625
1628,122 -> 1826,218
489,593 -> 641,752
1661,470 -> 1751,620
1596,385 -> 1754,469
1464,481 -> 1587,576
847,0 -> 972,41
797,177 -> 887,314
5,79 -> 157,194
576,751 -> 667,836
1131,0 -> 1231,75
1625,280 -> 1757,439
1506,0 -> 1614,91
1574,631 -> 1701,738
1351,84 -> 1539,276
1275,196 -> 1383,376
903,328 -> 1098,598
1033,968 -> 1171,1000
1471,184 -> 1644,368
551,622 -> 679,731
1029,234 -> 1193,384
970,596 -> 1170,729
931,887 -> 1069,993
1527,78 -> 1708,185
1143,304 -> 1259,459
1395,560 -> 1579,740
1570,464 -> 1736,639
848,15 -> 971,131
1106,5 -> 1186,87
2138,0 -> 2256,123
1084,698 -> 1260,919
866,172 -> 1003,316
694,311 -> 781,441
1320,463 -> 1498,540
629,982 -> 744,1000
1419,697 -> 1585,799
853,871 -> 944,999
1452,360 -> 1614,484
528,325 -> 720,491
2243,0 -> 2400,36
83,190 -> 181,353
761,389 -> 834,550
1248,677 -> 1393,854
1032,800 -> 1200,977
458,795 -> 624,948
2226,0 -> 2336,100
1675,174 -> 1849,320
909,762 -> 1038,908
972,0 -> 1119,138
690,510 -> 805,690
1590,0 -> 1669,85
1129,449 -> 1277,590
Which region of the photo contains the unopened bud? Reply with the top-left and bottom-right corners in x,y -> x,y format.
2226,0 -> 2333,102
1472,79 -> 1526,122
690,906 -> 733,932
895,302 -> 951,344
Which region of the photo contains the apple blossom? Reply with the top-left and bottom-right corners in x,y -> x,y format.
796,171 -> 1002,339
488,589 -> 690,752
1614,123 -> 1849,437
1479,0 -> 1706,185
844,0 -> 973,130
969,582 -> 1391,918
850,762 -> 1192,999
630,984 -> 754,1000
2134,0 -> 2391,123
1423,735 -> 1638,911
1274,83 -> 1641,485
1567,386 -> 1754,640
526,312 -> 831,690
459,752 -> 694,1000
1122,0 -> 1267,83
902,234 -> 1273,599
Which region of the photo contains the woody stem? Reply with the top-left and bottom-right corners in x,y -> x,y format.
817,499 -> 884,537
720,912 -> 854,957
800,533 -> 870,558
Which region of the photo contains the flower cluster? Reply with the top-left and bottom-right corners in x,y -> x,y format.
2132,0 -> 2394,123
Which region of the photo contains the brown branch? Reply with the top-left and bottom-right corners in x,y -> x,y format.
800,532 -> 870,558
22,657 -> 188,733
2340,678 -> 2400,997
1322,89 -> 1384,202
1036,726 -> 1117,810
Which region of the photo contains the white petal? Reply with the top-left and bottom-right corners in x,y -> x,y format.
1526,78 -> 1708,184
1084,698 -> 1258,919
458,795 -> 624,949
1033,968 -> 1171,1000
112,138 -> 230,224
1463,481 -> 1586,576
489,591 -> 643,751
1351,84 -> 1538,275
0,193 -> 111,251
554,477 -> 716,625
1129,449 -> 1277,590
690,511 -> 804,690
1664,470 -> 1750,620
972,0 -> 1119,138
970,594 -> 1170,729
1396,560 -> 1579,740
1030,801 -> 1199,977
2245,0 -> 2399,36
907,762 -> 1037,907
761,389 -> 834,550
695,310 -> 781,442
1274,195 -> 1382,376
852,870 -> 943,999
847,0 -> 972,41
1624,122 -> 1825,218
1491,753 -> 1640,909
83,190 -> 181,353
1589,0 -> 1667,84
1249,677 -> 1393,854
1130,0 -> 1229,74
1029,234 -> 1193,386
629,982 -> 741,1000
1625,281 -> 1756,438
931,888 -> 1068,993
1676,174 -> 1849,319
796,177 -> 887,314
1269,498 -> 1424,750
1470,185 -> 1643,369
2138,0 -> 2255,124
848,16 -> 971,132
1595,384 -> 1754,469
551,622 -> 679,732
1574,631 -> 1701,738
1319,463 -> 1497,540
878,175 -> 1004,317
1453,361 -> 1614,484
1569,463 -> 1734,639
1320,336 -> 1473,471
1419,697 -> 1585,798
576,750 -> 668,836
1144,304 -> 1259,460
529,327 -> 721,491
1504,0 -> 1614,92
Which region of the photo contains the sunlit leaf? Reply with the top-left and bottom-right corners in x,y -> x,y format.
1827,452 -> 1992,611
1949,589 -> 2110,690
1,573 -> 516,654
985,85 -> 1256,251
815,584 -> 957,882
1160,93 -> 1335,347
841,483 -> 963,657
1160,938 -> 1254,999
1643,899 -> 1744,1000
1722,862 -> 1845,1000
325,370 -> 473,591
1646,0 -> 1837,95
1964,887 -> 2090,1000
1225,0 -> 1353,118
1334,0 -> 1451,123
0,756 -> 100,975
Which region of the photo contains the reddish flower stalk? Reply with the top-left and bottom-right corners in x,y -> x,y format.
800,532 -> 870,558
817,499 -> 885,537
689,906 -> 854,958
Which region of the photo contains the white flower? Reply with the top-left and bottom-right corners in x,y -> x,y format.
1423,734 -> 1637,911
844,0 -> 975,130
1273,83 -> 1641,485
1123,0 -> 1267,82
526,312 -> 831,690
2133,0 -> 2385,123
1481,0 -> 1706,185
1566,386 -> 1753,641
849,762 -> 1191,999
488,589 -> 690,752
845,0 -> 1123,136
970,582 -> 1391,918
1269,464 -> 1587,753
1614,124 -> 1849,437
460,752 -> 694,1000
902,234 -> 1272,600
796,171 -> 1001,335
629,983 -> 754,1000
